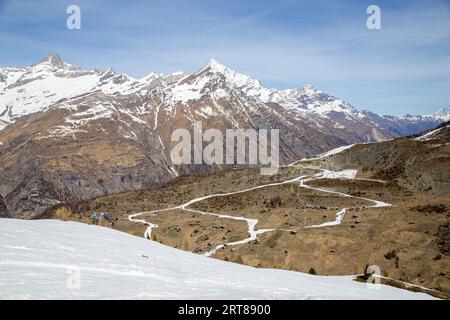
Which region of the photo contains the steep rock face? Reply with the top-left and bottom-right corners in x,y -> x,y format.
0,90 -> 173,217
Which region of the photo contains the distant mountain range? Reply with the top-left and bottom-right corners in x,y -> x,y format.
0,53 -> 448,217
1,54 -> 448,135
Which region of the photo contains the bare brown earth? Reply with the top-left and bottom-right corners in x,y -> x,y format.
41,166 -> 312,247
140,209 -> 248,253
212,177 -> 449,296
190,182 -> 373,229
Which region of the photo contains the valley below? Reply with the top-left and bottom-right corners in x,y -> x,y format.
44,158 -> 450,299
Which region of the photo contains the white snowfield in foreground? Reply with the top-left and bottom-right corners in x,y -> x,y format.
0,219 -> 435,300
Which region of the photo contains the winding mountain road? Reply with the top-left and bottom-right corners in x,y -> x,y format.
128,166 -> 391,256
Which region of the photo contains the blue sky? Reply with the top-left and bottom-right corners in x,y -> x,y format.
0,0 -> 449,115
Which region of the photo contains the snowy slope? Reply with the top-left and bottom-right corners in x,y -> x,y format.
0,54 -> 100,127
0,54 -> 159,130
0,219 -> 435,300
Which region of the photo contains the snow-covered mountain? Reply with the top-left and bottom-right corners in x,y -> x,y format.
0,53 -> 160,130
0,218 -> 434,299
0,54 -> 100,129
361,108 -> 450,137
191,58 -> 448,139
0,54 -> 447,217
1,54 -> 446,135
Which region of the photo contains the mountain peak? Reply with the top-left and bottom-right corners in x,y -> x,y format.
31,53 -> 81,73
301,84 -> 320,94
201,58 -> 263,91
35,53 -> 66,68
205,58 -> 229,73
99,67 -> 117,82
431,107 -> 450,121
303,83 -> 316,90
435,107 -> 449,114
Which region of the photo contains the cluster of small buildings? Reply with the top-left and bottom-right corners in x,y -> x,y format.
20,186 -> 40,202
89,212 -> 115,225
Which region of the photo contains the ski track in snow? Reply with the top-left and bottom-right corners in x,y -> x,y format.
128,166 -> 392,256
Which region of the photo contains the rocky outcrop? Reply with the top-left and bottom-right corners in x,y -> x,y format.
435,222 -> 450,255
0,194 -> 8,217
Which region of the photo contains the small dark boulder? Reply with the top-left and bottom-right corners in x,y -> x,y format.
0,194 -> 9,217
